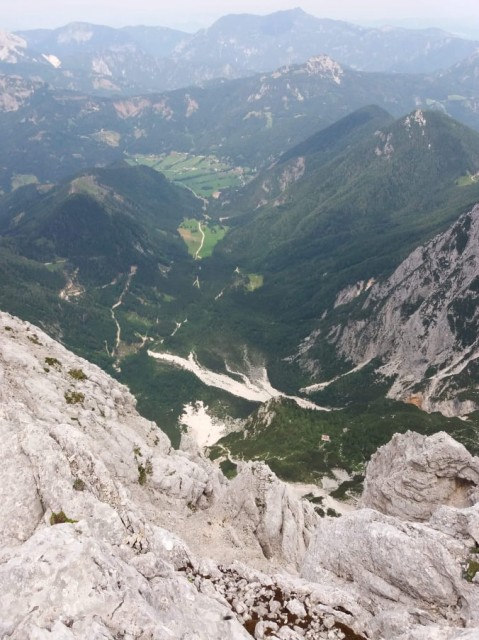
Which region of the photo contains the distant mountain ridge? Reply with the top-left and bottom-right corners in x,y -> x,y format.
2,51 -> 479,193
172,8 -> 479,75
1,10 -> 477,96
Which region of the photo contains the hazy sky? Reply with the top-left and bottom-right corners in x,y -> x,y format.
4,0 -> 479,33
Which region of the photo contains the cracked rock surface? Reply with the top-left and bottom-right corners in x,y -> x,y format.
302,431 -> 479,640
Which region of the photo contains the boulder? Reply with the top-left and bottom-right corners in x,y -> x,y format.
361,431 -> 479,522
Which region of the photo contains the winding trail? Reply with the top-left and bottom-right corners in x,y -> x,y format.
195,221 -> 206,260
300,359 -> 372,394
171,319 -> 188,337
110,265 -> 137,369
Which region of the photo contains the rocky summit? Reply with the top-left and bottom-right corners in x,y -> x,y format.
0,309 -> 478,639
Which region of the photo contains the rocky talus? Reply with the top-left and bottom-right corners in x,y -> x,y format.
1,310 -> 479,639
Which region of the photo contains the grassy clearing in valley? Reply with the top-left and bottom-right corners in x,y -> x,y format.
457,172 -> 479,187
44,259 -> 67,273
11,174 -> 39,191
246,273 -> 264,292
178,218 -> 228,259
126,152 -> 252,198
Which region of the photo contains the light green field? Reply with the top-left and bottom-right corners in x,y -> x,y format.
126,152 -> 252,198
11,174 -> 39,191
178,218 -> 228,259
125,311 -> 153,328
245,273 -> 264,292
457,172 -> 479,187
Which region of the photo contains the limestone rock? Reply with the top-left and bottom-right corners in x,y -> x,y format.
0,312 -> 256,639
303,508 -> 471,606
361,431 -> 479,521
0,311 -> 324,638
302,430 -> 479,639
0,523 -> 251,640
213,461 -> 318,570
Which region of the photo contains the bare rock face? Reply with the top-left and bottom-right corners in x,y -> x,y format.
328,204 -> 479,416
0,523 -> 252,640
211,462 -> 318,570
302,430 -> 479,639
302,509 -> 475,623
361,431 -> 479,521
0,311 -> 252,639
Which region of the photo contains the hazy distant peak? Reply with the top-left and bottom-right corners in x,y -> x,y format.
0,30 -> 27,63
273,54 -> 344,84
206,7 -> 312,31
55,23 -> 96,44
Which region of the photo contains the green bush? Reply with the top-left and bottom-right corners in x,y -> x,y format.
64,390 -> 85,405
50,511 -> 78,525
73,478 -> 85,491
464,560 -> 479,582
45,357 -> 61,368
138,460 -> 153,485
68,368 -> 87,381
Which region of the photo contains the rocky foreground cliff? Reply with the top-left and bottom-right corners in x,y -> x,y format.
1,310 -> 479,639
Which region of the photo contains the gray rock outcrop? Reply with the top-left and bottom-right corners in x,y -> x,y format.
361,431 -> 479,521
211,462 -> 318,570
302,431 -> 479,639
0,310 -> 324,639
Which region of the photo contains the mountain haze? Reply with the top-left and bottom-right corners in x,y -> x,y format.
7,10 -> 479,96
174,8 -> 479,75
